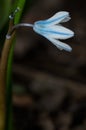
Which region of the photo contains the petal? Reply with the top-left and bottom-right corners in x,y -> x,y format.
41,25 -> 74,39
34,11 -> 70,26
33,23 -> 74,40
43,35 -> 72,52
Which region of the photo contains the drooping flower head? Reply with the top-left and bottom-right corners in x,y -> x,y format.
33,11 -> 74,52
7,11 -> 74,52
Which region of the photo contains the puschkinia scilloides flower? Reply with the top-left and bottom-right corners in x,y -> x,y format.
33,11 -> 74,52
7,11 -> 74,52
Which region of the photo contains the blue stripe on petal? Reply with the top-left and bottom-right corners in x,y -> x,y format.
40,30 -> 73,36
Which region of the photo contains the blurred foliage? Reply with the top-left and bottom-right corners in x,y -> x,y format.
0,0 -> 11,30
0,0 -> 33,47
13,84 -> 27,95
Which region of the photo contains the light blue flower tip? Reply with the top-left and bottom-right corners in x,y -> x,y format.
33,11 -> 74,52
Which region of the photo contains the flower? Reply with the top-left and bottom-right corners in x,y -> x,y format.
33,11 -> 74,52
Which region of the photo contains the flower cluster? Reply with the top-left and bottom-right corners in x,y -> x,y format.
33,11 -> 74,52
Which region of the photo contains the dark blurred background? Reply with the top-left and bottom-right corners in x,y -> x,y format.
10,0 -> 86,130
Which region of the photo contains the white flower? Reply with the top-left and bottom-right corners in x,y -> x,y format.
33,11 -> 74,52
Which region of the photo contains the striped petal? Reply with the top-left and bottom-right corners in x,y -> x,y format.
44,36 -> 72,52
33,24 -> 74,40
43,25 -> 74,39
34,11 -> 70,26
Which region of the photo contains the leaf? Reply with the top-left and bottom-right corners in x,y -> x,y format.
14,0 -> 26,24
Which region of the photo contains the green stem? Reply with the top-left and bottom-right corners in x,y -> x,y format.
0,30 -> 15,130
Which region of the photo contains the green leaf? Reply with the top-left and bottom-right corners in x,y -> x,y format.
14,0 -> 26,24
6,0 -> 27,130
0,0 -> 11,30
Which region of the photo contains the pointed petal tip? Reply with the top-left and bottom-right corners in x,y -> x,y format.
58,43 -> 72,52
70,30 -> 74,38
66,46 -> 72,52
65,29 -> 74,39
